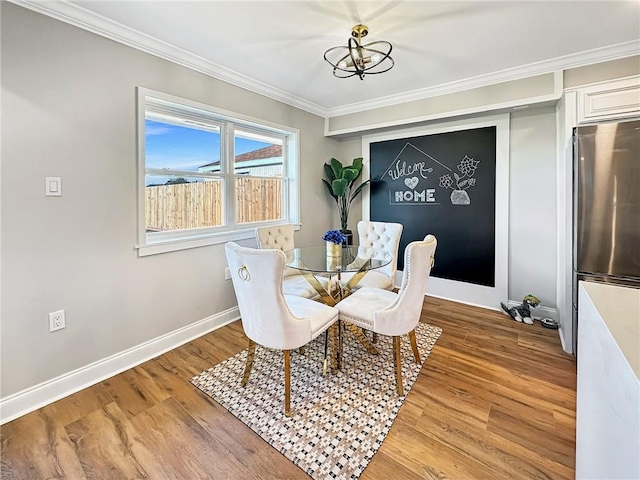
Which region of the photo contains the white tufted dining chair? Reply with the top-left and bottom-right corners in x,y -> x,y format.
340,221 -> 403,291
255,224 -> 325,299
225,242 -> 339,416
335,235 -> 437,396
255,224 -> 298,276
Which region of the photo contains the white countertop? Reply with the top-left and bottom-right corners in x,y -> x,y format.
581,281 -> 640,378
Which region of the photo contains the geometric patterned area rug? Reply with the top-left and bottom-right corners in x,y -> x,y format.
191,322 -> 442,480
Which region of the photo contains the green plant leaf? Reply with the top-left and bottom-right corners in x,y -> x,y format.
330,158 -> 343,179
332,178 -> 348,196
323,163 -> 335,182
342,167 -> 358,182
349,179 -> 370,202
322,179 -> 338,200
351,158 -> 364,183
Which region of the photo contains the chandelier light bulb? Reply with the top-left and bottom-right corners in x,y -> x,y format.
372,53 -> 382,64
338,60 -> 347,68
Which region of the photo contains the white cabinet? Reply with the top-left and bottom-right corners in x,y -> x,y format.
577,76 -> 640,124
555,76 -> 640,354
576,282 -> 640,480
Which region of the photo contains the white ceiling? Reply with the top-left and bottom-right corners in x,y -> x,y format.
18,1 -> 640,116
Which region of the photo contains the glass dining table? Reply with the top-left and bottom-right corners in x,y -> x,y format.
284,244 -> 392,368
285,244 -> 392,303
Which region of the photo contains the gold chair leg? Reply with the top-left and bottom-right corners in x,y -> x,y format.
241,340 -> 256,386
393,336 -> 404,396
329,323 -> 339,374
408,329 -> 421,364
323,330 -> 329,376
284,350 -> 291,417
339,321 -> 343,369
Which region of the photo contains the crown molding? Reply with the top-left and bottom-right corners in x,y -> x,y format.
8,0 -> 330,118
327,40 -> 640,117
325,91 -> 560,137
9,1 -> 639,120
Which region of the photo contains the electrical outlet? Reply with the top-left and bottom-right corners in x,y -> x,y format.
49,310 -> 65,332
225,267 -> 231,280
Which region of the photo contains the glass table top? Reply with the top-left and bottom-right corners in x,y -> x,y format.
284,245 -> 392,274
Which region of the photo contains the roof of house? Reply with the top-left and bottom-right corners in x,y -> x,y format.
235,144 -> 281,163
200,144 -> 282,169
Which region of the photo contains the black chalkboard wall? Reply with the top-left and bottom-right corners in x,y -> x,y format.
369,126 -> 497,287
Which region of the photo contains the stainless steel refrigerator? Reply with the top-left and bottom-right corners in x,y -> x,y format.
573,119 -> 640,352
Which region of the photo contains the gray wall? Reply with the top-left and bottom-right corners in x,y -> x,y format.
508,107 -> 557,307
335,139 -> 366,231
564,55 -> 640,88
1,3 -> 338,397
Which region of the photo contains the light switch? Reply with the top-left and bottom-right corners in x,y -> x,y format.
45,177 -> 61,196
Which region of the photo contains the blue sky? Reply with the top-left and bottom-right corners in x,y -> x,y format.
145,119 -> 270,172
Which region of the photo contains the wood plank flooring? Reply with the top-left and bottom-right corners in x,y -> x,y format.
1,297 -> 576,479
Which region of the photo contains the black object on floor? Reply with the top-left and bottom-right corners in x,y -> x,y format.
540,317 -> 559,329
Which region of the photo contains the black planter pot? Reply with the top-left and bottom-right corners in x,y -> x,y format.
340,229 -> 353,246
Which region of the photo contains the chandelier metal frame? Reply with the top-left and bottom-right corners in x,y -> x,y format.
323,24 -> 394,80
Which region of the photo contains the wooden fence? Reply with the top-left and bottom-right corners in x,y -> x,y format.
145,178 -> 283,231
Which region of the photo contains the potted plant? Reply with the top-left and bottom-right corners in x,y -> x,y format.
322,157 -> 370,244
322,229 -> 346,257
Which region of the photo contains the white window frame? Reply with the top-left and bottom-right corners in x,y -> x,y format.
136,87 -> 300,256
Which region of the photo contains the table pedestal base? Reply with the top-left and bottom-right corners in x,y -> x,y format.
295,261 -> 383,366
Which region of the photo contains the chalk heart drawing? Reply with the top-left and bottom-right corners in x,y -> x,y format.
404,177 -> 419,190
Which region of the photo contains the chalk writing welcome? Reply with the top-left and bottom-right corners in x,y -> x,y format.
381,143 -> 450,206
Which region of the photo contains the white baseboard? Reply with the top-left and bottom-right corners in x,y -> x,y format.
420,293 -> 559,323
558,325 -> 574,355
426,276 -> 508,312
426,292 -> 501,312
0,307 -> 240,425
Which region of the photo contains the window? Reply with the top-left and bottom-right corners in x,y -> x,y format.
137,88 -> 299,256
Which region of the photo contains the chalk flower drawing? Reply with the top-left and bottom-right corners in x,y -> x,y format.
457,155 -> 480,176
439,155 -> 479,205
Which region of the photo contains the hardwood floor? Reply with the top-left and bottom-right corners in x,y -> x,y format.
1,297 -> 576,479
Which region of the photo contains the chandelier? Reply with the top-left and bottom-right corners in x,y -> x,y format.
323,24 -> 394,80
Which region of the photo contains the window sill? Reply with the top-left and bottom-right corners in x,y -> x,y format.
136,223 -> 301,257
